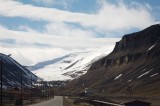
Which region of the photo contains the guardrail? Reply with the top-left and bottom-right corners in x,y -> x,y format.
91,99 -> 124,106
71,97 -> 124,106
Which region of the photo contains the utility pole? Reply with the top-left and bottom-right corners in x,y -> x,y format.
49,82 -> 50,99
40,81 -> 43,99
20,70 -> 23,106
30,76 -> 32,104
40,81 -> 42,99
47,82 -> 49,99
0,57 -> 3,106
21,70 -> 22,99
126,85 -> 133,97
43,81 -> 46,99
42,81 -> 44,99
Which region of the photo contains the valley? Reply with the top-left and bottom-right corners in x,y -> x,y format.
1,25 -> 160,106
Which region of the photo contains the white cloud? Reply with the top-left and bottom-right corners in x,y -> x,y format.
0,0 -> 156,33
0,0 -> 157,66
92,0 -> 154,32
0,26 -> 118,49
45,22 -> 96,38
0,25 -> 120,65
0,45 -> 67,65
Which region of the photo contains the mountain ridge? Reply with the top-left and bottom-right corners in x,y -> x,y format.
63,24 -> 160,103
0,53 -> 37,88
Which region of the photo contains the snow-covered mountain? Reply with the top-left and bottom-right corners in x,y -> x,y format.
0,53 -> 37,88
27,49 -> 113,81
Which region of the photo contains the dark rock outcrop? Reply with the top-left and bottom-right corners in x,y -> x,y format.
90,24 -> 160,70
113,24 -> 160,52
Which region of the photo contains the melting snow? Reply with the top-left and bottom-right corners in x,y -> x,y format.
149,68 -> 153,71
150,73 -> 159,77
148,42 -> 157,51
137,70 -> 152,78
114,74 -> 122,80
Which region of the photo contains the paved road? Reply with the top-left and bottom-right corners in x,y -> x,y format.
28,96 -> 63,106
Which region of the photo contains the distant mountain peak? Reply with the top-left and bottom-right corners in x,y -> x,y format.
28,51 -> 108,81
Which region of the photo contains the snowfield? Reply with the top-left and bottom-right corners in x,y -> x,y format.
28,46 -> 115,81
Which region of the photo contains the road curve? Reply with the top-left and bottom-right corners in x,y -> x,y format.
28,96 -> 63,106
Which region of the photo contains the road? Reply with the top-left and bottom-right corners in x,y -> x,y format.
28,96 -> 63,106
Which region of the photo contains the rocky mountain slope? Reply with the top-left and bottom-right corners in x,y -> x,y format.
65,24 -> 160,98
0,53 -> 37,88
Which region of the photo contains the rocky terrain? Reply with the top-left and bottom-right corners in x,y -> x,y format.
64,24 -> 160,100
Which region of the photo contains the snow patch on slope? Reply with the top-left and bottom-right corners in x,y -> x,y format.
114,74 -> 122,80
150,73 -> 159,77
148,40 -> 158,51
137,69 -> 152,79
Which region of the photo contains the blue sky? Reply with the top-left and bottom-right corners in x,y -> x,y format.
1,0 -> 160,36
0,0 -> 159,65
1,0 -> 160,37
